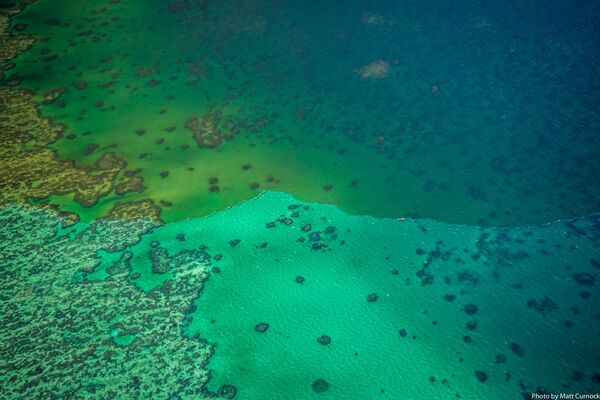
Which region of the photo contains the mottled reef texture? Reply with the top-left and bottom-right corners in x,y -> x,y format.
1,6 -> 216,398
0,87 -> 122,205
186,111 -> 228,148
0,204 -> 213,399
0,12 -> 149,218
185,108 -> 268,149
0,11 -> 33,63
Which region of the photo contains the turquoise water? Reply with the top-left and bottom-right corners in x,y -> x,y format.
3,192 -> 599,398
114,192 -> 600,399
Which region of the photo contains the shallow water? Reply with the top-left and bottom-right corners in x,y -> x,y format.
1,0 -> 600,399
142,192 -> 600,399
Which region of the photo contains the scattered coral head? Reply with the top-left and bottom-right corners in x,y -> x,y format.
361,12 -> 390,26
186,111 -> 225,148
357,60 -> 390,80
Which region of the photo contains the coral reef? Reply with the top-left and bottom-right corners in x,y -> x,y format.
0,205 -> 213,399
185,108 -> 268,149
115,175 -> 145,196
0,13 -> 34,64
186,111 -> 228,148
0,8 -> 147,216
0,88 -> 125,207
357,60 -> 390,80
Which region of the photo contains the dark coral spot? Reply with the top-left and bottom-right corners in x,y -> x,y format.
317,335 -> 331,345
325,226 -> 336,234
466,321 -> 477,331
509,342 -> 525,357
217,384 -> 237,399
573,273 -> 595,286
527,296 -> 558,313
312,379 -> 329,393
463,304 -> 478,315
309,232 -> 321,242
475,371 -> 487,383
444,294 -> 456,302
311,243 -> 326,251
367,293 -> 378,302
84,143 -> 99,155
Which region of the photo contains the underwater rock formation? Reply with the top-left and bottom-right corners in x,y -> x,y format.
0,205 -> 213,399
357,60 -> 390,80
186,111 -> 227,148
0,86 -> 127,209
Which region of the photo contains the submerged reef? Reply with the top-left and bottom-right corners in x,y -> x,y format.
0,11 -> 33,64
0,12 -> 214,397
357,60 -> 390,80
0,11 -> 154,220
0,204 -> 214,399
0,85 -> 127,208
185,108 -> 268,149
186,111 -> 228,148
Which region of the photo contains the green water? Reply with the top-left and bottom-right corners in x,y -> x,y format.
7,0 -> 600,225
2,0 -> 600,398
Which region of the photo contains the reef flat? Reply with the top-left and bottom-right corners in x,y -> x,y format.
0,203 -> 219,399
1,4 -> 222,398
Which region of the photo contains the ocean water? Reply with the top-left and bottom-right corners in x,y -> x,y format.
1,0 -> 600,399
6,0 -> 600,225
